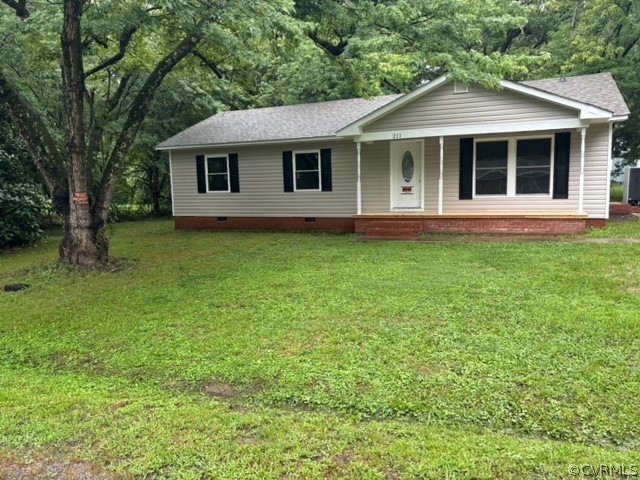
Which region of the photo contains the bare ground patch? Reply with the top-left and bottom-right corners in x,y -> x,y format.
202,381 -> 238,399
0,449 -> 127,480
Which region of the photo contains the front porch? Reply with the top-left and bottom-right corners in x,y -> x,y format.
354,213 -> 593,239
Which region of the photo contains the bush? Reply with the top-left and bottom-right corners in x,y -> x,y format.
0,182 -> 48,247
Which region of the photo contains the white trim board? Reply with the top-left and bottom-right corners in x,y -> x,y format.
353,119 -> 589,143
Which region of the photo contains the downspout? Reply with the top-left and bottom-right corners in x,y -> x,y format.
579,127 -> 587,214
356,141 -> 362,215
438,136 -> 444,215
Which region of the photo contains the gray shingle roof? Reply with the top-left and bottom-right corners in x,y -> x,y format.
522,72 -> 630,117
158,72 -> 629,149
157,95 -> 401,148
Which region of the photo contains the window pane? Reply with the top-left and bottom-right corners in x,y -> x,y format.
207,157 -> 227,174
296,171 -> 319,190
295,152 -> 319,171
208,174 -> 228,191
476,168 -> 508,195
476,141 -> 508,195
476,141 -> 508,169
516,168 -> 550,194
517,139 -> 551,167
517,139 -> 551,194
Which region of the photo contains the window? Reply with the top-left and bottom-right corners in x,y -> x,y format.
206,155 -> 229,192
196,153 -> 239,194
283,149 -> 332,192
516,138 -> 551,194
294,151 -> 320,191
476,141 -> 508,195
474,137 -> 553,196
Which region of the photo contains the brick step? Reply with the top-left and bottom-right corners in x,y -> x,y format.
364,227 -> 420,239
366,221 -> 424,230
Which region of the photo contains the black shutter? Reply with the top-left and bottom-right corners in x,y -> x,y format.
229,153 -> 240,193
320,148 -> 332,192
459,138 -> 473,199
283,151 -> 294,192
196,154 -> 206,193
553,132 -> 571,199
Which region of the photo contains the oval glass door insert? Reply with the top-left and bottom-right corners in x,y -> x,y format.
402,151 -> 414,182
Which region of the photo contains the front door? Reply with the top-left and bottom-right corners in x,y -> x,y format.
391,140 -> 423,210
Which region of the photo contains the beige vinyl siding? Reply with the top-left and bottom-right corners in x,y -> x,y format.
364,82 -> 579,133
360,142 -> 390,212
360,125 -> 610,218
170,140 -> 358,217
582,123 -> 610,218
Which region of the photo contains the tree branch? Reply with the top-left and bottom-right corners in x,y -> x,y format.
93,29 -> 203,224
84,23 -> 139,78
192,50 -> 224,79
1,0 -> 29,20
307,29 -> 348,57
622,36 -> 639,57
500,27 -> 522,53
105,75 -> 129,112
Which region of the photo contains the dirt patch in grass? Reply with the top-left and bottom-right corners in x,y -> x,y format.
202,381 -> 238,399
0,462 -> 123,480
621,285 -> 640,294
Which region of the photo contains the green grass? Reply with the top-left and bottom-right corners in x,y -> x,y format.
2,219 -> 640,478
611,183 -> 624,202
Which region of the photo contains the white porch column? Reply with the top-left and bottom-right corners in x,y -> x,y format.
578,127 -> 587,214
356,141 -> 362,215
438,136 -> 444,215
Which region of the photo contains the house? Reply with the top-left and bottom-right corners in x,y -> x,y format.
157,72 -> 629,237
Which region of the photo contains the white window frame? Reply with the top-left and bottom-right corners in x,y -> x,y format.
473,135 -> 555,198
293,150 -> 321,192
205,154 -> 230,193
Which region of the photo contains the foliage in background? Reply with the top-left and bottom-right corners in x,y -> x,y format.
0,181 -> 47,247
0,107 -> 49,247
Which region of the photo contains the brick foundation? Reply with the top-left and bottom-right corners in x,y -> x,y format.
585,219 -> 607,229
355,215 -> 592,238
174,214 -> 601,238
610,202 -> 640,216
175,216 -> 355,232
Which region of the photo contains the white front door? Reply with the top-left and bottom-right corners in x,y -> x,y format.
391,140 -> 423,210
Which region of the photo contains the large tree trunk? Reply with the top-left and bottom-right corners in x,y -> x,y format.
60,0 -> 105,266
59,212 -> 105,266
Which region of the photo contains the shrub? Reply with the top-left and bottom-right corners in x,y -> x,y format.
0,182 -> 48,247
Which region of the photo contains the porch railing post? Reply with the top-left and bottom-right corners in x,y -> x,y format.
579,127 -> 586,214
438,136 -> 444,215
357,141 -> 362,215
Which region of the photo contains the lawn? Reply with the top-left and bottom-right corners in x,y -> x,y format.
1,219 -> 640,479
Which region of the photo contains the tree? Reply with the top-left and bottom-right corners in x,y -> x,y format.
279,0 -> 550,101
0,0 -> 291,266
